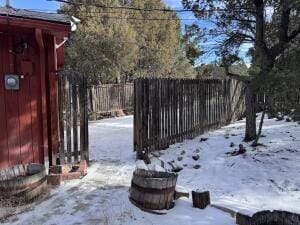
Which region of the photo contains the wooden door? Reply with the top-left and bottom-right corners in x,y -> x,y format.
0,33 -> 43,169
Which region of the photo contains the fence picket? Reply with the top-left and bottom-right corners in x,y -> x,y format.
134,78 -> 246,157
87,83 -> 133,119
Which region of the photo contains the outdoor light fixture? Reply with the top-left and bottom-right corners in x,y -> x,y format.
71,16 -> 81,32
4,75 -> 20,90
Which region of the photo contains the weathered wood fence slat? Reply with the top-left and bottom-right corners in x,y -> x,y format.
58,74 -> 89,164
88,83 -> 133,119
134,78 -> 246,158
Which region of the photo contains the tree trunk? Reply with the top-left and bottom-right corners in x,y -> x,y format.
244,83 -> 257,141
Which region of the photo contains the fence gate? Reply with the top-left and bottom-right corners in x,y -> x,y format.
58,74 -> 89,164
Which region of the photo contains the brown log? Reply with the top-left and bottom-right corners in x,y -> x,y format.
192,190 -> 210,209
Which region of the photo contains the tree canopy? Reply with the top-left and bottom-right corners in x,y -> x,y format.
183,0 -> 300,141
61,0 -> 197,83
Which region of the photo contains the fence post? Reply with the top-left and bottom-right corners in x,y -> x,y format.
80,76 -> 89,162
65,74 -> 72,163
72,76 -> 79,163
58,73 -> 65,165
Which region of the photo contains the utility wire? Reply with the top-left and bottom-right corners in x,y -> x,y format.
48,0 -> 201,12
48,0 -> 252,13
25,9 -> 199,21
27,8 -> 197,15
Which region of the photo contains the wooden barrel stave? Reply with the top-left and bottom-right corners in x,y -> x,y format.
130,169 -> 177,210
0,164 -> 47,204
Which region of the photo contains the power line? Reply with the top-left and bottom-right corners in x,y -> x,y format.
25,9 -> 200,21
48,0 -> 252,13
27,8 -> 197,15
48,0 -> 196,13
68,15 -> 195,21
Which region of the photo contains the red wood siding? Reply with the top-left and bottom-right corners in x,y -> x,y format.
0,35 -> 9,169
0,32 -> 43,169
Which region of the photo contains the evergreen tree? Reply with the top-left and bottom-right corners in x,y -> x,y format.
183,0 -> 300,143
61,0 -> 197,83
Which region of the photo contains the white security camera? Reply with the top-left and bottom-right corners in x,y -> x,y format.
71,16 -> 81,32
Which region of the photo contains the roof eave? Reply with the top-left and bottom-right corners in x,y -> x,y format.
0,15 -> 71,37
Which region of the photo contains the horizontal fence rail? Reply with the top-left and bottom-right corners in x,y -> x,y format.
134,78 -> 246,157
88,83 -> 133,119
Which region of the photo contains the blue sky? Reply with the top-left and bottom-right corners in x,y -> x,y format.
1,0 -> 250,65
0,0 -> 60,10
1,0 -> 182,12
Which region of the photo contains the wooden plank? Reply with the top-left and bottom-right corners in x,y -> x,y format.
6,34 -> 21,167
58,74 -> 65,164
72,82 -> 79,163
80,76 -> 89,162
17,56 -> 33,165
0,35 -> 9,169
65,75 -> 72,163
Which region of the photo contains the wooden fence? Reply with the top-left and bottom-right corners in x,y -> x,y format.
88,83 -> 133,119
58,74 -> 89,164
256,91 -> 300,114
134,78 -> 246,157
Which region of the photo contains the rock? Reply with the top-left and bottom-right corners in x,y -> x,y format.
227,144 -> 246,156
200,138 -> 208,142
276,113 -> 284,121
79,160 -> 88,176
181,150 -> 186,155
168,161 -> 183,173
230,142 -> 235,147
147,163 -> 166,172
193,165 -> 201,169
115,109 -> 126,117
153,164 -> 166,172
174,191 -> 190,200
159,159 -> 165,168
136,160 -> 148,170
238,144 -> 246,154
192,154 -> 200,161
177,156 -> 183,161
139,152 -> 151,164
286,117 -> 292,122
151,152 -> 161,157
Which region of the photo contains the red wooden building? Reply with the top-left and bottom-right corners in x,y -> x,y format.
0,6 -> 71,169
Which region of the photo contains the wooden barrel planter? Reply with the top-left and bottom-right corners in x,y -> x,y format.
0,164 -> 47,205
129,169 -> 178,211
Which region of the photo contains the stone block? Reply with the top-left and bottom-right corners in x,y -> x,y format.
79,160 -> 87,176
47,174 -> 62,186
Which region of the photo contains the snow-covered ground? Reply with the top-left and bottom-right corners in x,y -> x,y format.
147,116 -> 300,216
1,115 -> 300,225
